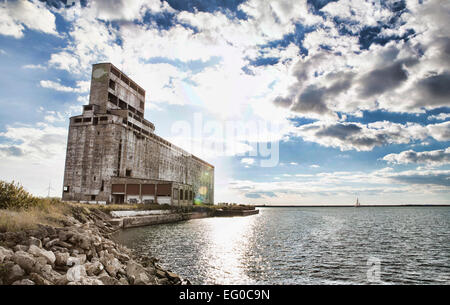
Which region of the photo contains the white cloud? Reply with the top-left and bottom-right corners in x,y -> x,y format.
0,0 -> 58,38
428,113 -> 450,121
383,148 -> 450,166
241,158 -> 255,165
22,64 -> 46,69
40,80 -> 90,93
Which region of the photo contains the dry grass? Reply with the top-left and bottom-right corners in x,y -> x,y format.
0,180 -> 71,232
0,203 -> 69,232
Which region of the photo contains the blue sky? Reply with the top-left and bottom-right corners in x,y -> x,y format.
0,0 -> 449,205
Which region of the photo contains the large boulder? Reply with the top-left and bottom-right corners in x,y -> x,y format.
126,261 -> 152,285
13,251 -> 36,273
85,261 -> 104,276
5,264 -> 25,284
69,233 -> 91,250
0,246 -> 14,263
66,264 -> 87,283
28,245 -> 56,265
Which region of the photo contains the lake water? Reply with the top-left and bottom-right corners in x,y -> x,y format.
114,207 -> 450,284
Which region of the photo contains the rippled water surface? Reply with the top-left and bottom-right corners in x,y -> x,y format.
114,207 -> 450,284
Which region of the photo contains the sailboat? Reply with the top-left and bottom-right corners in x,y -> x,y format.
355,197 -> 361,207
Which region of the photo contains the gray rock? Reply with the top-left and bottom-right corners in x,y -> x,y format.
13,245 -> 28,252
28,237 -> 42,248
13,251 -> 36,273
8,264 -> 25,283
126,261 -> 152,285
44,238 -> 60,249
33,256 -> 48,272
55,252 -> 70,266
80,277 -> 104,285
98,274 -> 120,285
85,261 -> 104,276
100,254 -> 122,277
58,230 -> 73,242
66,265 -> 87,283
28,245 -> 56,265
0,246 -> 14,263
29,273 -> 53,285
12,279 -> 35,285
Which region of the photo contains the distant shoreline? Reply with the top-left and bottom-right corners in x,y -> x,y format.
253,204 -> 450,208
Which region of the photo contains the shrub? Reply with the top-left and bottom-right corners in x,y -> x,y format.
0,180 -> 41,210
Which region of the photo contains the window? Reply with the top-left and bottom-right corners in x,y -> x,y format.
108,92 -> 118,105
119,99 -> 127,110
100,180 -> 104,191
126,169 -> 131,177
180,189 -> 183,200
63,186 -> 69,192
109,79 -> 116,90
74,118 -> 82,123
83,117 -> 91,122
91,195 -> 96,201
140,100 -> 144,109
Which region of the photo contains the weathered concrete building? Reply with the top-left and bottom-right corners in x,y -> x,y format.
62,63 -> 214,205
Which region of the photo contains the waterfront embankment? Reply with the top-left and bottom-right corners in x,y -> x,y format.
0,205 -> 188,285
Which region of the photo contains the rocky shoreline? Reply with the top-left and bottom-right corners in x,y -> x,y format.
0,206 -> 188,285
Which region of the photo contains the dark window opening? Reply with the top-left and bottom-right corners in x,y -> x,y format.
119,99 -> 127,110
139,100 -> 144,109
93,117 -> 98,125
126,169 -> 131,177
91,195 -> 96,201
74,118 -> 82,123
138,88 -> 145,96
84,105 -> 93,111
108,92 -> 118,105
100,180 -> 104,191
83,117 -> 91,122
128,105 -> 136,113
109,79 -> 116,90
130,82 -> 138,91
180,189 -> 184,200
100,116 -> 108,121
63,186 -> 69,192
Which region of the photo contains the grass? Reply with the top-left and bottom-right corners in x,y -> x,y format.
0,180 -> 70,232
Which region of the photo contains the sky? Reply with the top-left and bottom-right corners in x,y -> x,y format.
0,0 -> 449,205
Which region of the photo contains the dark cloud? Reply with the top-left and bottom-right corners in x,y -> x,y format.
416,72 -> 450,106
291,85 -> 330,115
0,146 -> 24,157
392,172 -> 450,187
326,71 -> 355,95
383,148 -> 450,165
273,96 -> 293,108
315,123 -> 362,140
358,59 -> 417,98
